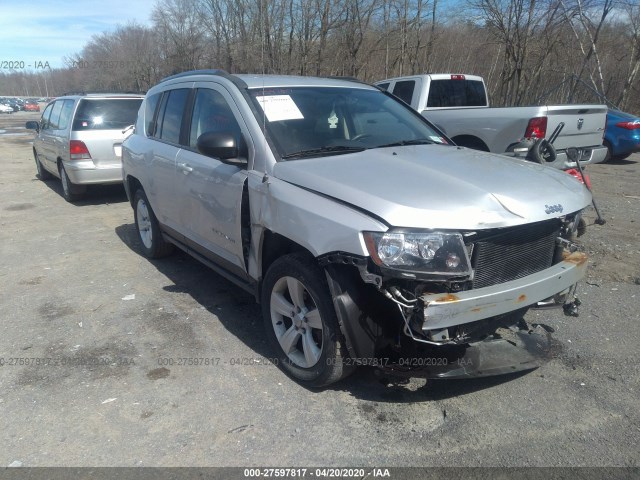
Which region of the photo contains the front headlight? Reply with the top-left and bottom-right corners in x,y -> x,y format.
363,231 -> 471,276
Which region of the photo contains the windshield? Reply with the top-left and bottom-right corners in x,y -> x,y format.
249,87 -> 449,159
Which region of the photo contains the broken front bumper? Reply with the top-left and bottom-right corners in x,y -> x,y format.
379,326 -> 556,379
420,251 -> 587,331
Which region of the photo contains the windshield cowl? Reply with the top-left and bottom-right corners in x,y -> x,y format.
281,145 -> 366,160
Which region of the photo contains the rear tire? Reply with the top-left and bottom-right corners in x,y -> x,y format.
59,163 -> 86,202
603,140 -> 612,163
261,253 -> 354,387
133,189 -> 174,258
453,136 -> 490,152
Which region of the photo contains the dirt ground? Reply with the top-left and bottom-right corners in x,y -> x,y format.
0,111 -> 639,469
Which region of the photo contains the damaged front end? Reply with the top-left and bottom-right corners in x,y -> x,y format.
322,213 -> 587,379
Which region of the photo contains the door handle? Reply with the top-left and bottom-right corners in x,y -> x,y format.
178,162 -> 193,174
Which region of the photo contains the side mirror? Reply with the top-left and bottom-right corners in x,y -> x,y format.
25,121 -> 39,132
197,132 -> 247,166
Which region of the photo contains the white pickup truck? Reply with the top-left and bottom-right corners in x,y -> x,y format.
375,74 -> 608,169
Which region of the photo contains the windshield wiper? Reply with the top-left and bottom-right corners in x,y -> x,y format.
281,145 -> 366,160
374,138 -> 435,148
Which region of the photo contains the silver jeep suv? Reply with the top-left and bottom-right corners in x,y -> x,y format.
26,93 -> 143,202
123,70 -> 591,387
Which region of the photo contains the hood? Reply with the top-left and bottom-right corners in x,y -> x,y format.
272,145 -> 592,230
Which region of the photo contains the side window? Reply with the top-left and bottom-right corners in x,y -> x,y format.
48,101 -> 64,130
58,100 -> 75,130
392,81 -> 415,105
40,103 -> 54,130
157,89 -> 189,144
188,88 -> 242,150
377,82 -> 390,91
144,93 -> 162,137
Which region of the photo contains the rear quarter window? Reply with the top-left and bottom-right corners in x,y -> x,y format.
392,80 -> 416,105
58,100 -> 75,130
48,101 -> 64,130
72,98 -> 143,131
144,93 -> 162,137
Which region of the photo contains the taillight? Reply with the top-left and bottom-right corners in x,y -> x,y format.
524,117 -> 548,139
615,121 -> 640,130
69,140 -> 91,160
450,74 -> 465,80
565,168 -> 591,189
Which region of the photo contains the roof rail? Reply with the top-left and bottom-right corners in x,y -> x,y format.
160,69 -> 248,89
60,91 -> 145,96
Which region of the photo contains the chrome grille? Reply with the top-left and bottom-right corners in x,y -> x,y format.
471,220 -> 560,289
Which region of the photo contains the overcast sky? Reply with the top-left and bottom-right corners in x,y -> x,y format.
0,0 -> 157,69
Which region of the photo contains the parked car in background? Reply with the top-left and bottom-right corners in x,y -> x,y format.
25,93 -> 144,202
603,110 -> 640,162
123,70 -> 591,387
0,103 -> 13,114
375,74 -> 608,170
24,100 -> 40,112
4,100 -> 20,112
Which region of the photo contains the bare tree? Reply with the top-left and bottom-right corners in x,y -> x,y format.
152,0 -> 206,73
560,0 -> 615,102
617,0 -> 640,110
470,0 -> 564,105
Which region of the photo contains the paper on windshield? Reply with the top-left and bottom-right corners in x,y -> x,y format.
255,95 -> 304,122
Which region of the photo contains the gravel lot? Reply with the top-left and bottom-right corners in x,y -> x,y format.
0,111 -> 639,468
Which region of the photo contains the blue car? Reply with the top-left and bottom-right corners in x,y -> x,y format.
604,110 -> 640,162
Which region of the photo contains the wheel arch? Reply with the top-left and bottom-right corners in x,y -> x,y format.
125,174 -> 143,207
452,135 -> 490,152
259,230 -> 314,285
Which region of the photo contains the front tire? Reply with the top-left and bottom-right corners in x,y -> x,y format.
59,163 -> 86,202
133,189 -> 174,258
261,253 -> 354,387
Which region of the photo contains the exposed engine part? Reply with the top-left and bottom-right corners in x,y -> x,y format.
358,265 -> 382,287
560,213 -> 584,241
381,288 -> 415,309
317,252 -> 382,286
395,304 -> 449,346
556,237 -> 580,253
577,217 -> 587,237
389,286 -> 417,304
428,328 -> 450,342
563,297 -> 581,316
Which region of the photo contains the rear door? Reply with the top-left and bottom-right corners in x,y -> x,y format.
34,102 -> 55,173
40,100 -> 66,171
144,87 -> 191,233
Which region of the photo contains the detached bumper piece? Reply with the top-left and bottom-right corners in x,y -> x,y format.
378,326 -> 554,379
420,252 -> 587,331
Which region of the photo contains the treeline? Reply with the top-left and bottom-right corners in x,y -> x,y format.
1,0 -> 639,112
